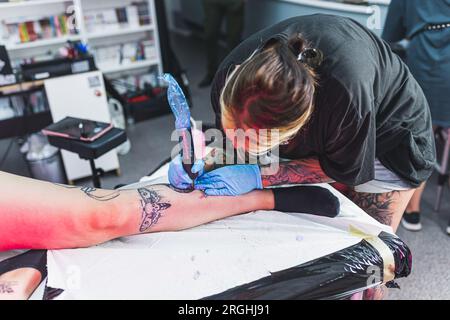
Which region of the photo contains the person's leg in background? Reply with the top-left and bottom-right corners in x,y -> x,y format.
401,125 -> 437,232
346,188 -> 415,300
224,0 -> 245,55
199,0 -> 224,87
402,183 -> 426,231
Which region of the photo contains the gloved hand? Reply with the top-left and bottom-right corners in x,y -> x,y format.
195,164 -> 263,196
168,154 -> 205,189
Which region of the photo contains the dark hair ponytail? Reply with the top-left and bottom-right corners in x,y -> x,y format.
287,34 -> 324,69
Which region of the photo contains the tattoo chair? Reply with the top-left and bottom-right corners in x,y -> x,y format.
47,124 -> 127,188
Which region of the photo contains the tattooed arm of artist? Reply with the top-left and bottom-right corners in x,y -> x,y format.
260,157 -> 333,187
0,171 -> 273,251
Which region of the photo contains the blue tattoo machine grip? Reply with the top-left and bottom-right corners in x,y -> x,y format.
161,74 -> 198,181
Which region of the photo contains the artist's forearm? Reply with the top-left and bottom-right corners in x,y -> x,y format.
261,158 -> 332,187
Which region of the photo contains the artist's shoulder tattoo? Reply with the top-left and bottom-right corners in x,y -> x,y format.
138,187 -> 171,232
53,183 -> 120,201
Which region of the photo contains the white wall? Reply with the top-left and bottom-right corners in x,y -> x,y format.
167,0 -> 391,37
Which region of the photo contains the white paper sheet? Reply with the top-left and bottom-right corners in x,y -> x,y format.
45,163 -> 392,300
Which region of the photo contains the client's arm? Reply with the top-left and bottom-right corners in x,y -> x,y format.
0,171 -> 274,251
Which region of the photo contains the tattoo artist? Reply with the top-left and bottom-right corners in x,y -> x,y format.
168,15 -> 437,232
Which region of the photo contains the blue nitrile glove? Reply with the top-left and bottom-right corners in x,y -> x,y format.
168,154 -> 205,189
195,164 -> 263,196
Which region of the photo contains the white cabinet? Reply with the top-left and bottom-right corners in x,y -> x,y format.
44,71 -> 120,182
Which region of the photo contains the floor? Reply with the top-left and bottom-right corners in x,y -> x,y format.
0,33 -> 449,300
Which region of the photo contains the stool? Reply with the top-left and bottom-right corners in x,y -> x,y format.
434,127 -> 450,211
47,126 -> 127,188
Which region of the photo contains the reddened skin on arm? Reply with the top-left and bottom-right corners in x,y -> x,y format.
0,170 -> 275,250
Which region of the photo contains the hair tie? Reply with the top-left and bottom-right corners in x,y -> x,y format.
297,48 -> 324,68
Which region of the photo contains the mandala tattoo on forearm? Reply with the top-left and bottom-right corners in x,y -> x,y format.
138,188 -> 171,232
53,183 -> 120,201
347,191 -> 400,226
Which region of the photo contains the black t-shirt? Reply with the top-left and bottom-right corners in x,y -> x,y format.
210,14 -> 436,187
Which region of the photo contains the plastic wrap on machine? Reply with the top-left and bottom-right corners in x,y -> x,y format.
204,231 -> 412,300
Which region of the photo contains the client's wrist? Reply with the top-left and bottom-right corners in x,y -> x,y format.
257,189 -> 275,210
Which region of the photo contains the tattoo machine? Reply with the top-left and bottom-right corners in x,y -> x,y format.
160,73 -> 198,181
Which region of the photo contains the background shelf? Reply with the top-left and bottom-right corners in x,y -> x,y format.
99,58 -> 159,74
0,0 -> 163,77
6,35 -> 81,51
86,24 -> 154,39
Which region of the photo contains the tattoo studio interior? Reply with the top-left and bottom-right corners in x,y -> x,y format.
0,0 -> 449,302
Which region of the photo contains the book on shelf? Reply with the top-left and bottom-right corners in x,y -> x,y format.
126,5 -> 140,28
115,7 -> 128,25
53,15 -> 62,37
25,21 -> 38,42
2,24 -> 20,44
59,15 -> 67,35
142,39 -> 157,60
39,18 -> 53,39
122,42 -> 140,63
3,13 -> 78,45
103,8 -> 119,28
92,37 -> 156,71
135,2 -> 151,26
19,23 -> 29,43
84,3 -> 151,33
33,21 -> 42,38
